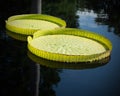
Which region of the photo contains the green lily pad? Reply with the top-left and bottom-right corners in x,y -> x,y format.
30,35 -> 106,55
6,14 -> 66,35
27,28 -> 112,62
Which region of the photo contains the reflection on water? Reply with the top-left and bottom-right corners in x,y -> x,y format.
39,66 -> 61,96
0,36 -> 37,96
76,0 -> 120,36
42,0 -> 79,28
42,0 -> 120,36
6,30 -> 29,41
28,51 -> 110,70
0,0 -> 120,96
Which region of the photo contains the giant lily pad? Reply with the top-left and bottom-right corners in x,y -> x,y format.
27,28 -> 112,62
6,14 -> 66,35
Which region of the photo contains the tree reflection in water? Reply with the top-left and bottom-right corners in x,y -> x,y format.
40,66 -> 61,96
76,0 -> 120,36
42,0 -> 79,28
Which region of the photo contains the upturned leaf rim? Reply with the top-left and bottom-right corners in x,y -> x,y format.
6,14 -> 66,35
27,28 -> 112,62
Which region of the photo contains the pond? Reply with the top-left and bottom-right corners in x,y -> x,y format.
0,0 -> 120,96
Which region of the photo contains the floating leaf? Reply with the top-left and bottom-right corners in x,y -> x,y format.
6,14 -> 66,35
27,28 -> 112,62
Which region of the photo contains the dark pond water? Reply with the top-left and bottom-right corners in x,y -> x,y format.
0,0 -> 120,96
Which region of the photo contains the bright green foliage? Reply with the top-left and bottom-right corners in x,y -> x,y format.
28,28 -> 112,62
6,14 -> 66,35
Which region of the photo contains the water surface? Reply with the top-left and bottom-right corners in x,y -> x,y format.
0,0 -> 120,96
